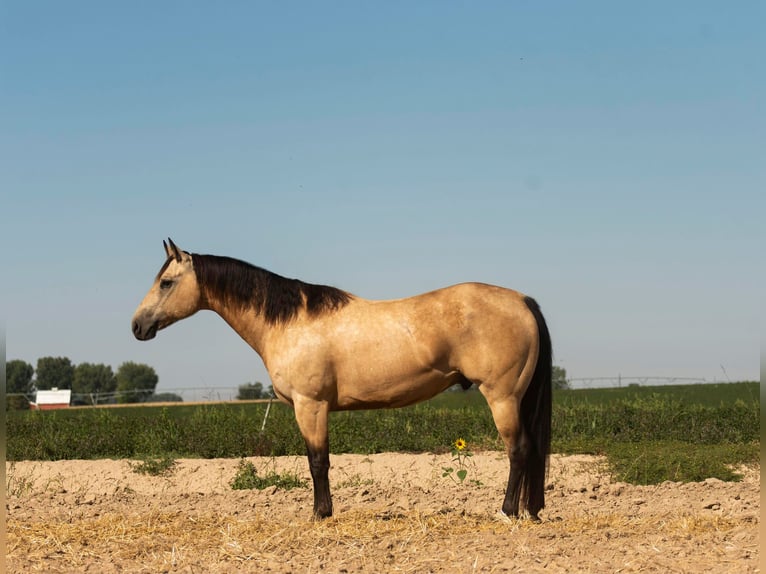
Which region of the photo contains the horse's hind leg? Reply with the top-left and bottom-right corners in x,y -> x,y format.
506,424 -> 534,519
482,393 -> 533,519
294,398 -> 333,519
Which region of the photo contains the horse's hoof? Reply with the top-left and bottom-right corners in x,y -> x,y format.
496,510 -> 515,523
497,509 -> 541,523
312,508 -> 333,520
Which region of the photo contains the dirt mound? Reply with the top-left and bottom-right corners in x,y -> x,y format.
6,453 -> 759,573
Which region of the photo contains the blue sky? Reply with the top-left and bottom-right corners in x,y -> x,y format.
2,2 -> 762,396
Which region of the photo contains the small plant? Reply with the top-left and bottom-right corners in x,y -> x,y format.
130,455 -> 177,476
442,438 -> 480,485
335,473 -> 375,489
230,458 -> 307,491
6,462 -> 34,496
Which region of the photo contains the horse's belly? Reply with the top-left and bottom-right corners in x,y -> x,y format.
334,367 -> 460,410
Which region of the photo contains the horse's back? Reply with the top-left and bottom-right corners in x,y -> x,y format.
388,281 -> 533,337
334,281 -> 534,352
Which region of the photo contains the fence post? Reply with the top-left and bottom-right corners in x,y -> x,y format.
260,398 -> 273,433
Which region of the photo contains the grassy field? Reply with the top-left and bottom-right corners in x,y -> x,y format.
7,381 -> 759,484
554,381 -> 759,407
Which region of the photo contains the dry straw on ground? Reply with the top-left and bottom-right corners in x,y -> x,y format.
7,454 -> 760,573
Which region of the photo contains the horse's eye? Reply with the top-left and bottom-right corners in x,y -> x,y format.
160,279 -> 174,290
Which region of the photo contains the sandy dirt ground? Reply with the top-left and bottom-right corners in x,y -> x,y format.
6,453 -> 759,573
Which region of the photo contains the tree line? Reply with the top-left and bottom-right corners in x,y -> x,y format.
6,356 -> 277,410
6,357 -> 163,409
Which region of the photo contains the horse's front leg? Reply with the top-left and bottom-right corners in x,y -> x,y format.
294,397 -> 332,519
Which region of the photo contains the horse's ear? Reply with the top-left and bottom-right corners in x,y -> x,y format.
166,238 -> 184,263
163,239 -> 172,259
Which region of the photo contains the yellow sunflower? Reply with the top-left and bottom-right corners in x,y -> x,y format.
454,438 -> 466,451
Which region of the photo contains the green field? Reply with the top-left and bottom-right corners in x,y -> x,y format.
7,381 -> 759,484
554,381 -> 759,407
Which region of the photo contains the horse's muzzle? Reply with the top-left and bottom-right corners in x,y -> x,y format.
132,318 -> 158,341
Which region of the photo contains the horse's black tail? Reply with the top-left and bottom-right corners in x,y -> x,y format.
520,296 -> 552,516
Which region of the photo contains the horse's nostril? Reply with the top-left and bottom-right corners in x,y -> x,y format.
132,320 -> 140,336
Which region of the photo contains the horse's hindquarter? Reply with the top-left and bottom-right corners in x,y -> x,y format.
270,283 -> 538,410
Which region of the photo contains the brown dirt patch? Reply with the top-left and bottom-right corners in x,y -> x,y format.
6,453 -> 759,573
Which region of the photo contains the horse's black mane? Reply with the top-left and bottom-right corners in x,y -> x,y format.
192,254 -> 351,325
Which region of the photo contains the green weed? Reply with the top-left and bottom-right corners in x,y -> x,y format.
230,458 -> 307,491
6,462 -> 34,496
130,455 -> 178,476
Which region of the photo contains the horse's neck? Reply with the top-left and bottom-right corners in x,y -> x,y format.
203,295 -> 272,358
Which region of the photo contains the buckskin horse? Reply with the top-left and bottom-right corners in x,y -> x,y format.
131,239 -> 552,520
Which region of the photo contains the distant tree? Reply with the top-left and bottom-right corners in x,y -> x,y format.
73,363 -> 117,404
237,382 -> 273,400
145,392 -> 183,403
7,360 -> 34,410
552,365 -> 569,390
7,360 -> 34,394
35,356 -> 75,390
115,361 -> 159,403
